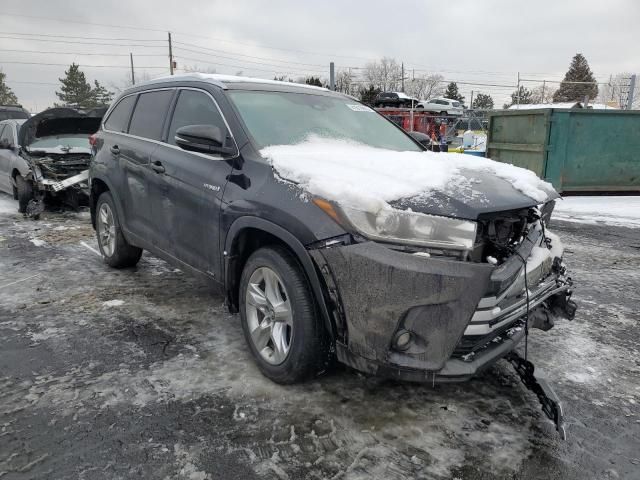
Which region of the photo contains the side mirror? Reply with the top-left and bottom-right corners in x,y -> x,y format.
0,139 -> 11,150
175,124 -> 235,156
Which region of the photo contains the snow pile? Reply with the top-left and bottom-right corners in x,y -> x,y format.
554,196 -> 640,228
261,136 -> 554,210
0,193 -> 17,215
508,102 -> 617,110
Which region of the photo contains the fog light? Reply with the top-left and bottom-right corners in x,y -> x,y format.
393,330 -> 413,351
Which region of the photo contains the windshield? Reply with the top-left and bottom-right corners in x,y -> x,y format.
228,91 -> 421,152
28,135 -> 91,151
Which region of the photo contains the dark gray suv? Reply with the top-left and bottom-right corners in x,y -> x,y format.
90,74 -> 576,434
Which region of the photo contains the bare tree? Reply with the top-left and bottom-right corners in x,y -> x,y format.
181,65 -> 218,74
363,57 -> 402,92
405,74 -> 444,100
110,70 -> 153,94
598,73 -> 639,108
335,70 -> 355,95
530,84 -> 557,104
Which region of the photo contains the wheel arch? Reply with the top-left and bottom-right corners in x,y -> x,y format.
89,175 -> 125,230
224,216 -> 336,340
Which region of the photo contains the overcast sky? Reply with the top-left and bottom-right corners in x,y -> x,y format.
1,0 -> 638,111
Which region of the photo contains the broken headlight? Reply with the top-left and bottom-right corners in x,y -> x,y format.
328,202 -> 478,251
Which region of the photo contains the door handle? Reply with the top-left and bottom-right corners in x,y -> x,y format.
110,145 -> 120,155
151,161 -> 165,173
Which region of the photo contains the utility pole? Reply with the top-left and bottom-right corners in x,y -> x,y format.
401,62 -> 405,92
516,72 -> 521,105
129,53 -> 135,85
470,90 -> 474,109
627,74 -> 636,110
168,32 -> 174,75
329,62 -> 335,91
541,80 -> 546,103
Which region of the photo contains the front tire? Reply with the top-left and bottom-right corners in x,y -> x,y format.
239,246 -> 328,384
95,191 -> 142,268
15,175 -> 33,214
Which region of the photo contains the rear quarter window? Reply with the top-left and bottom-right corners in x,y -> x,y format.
104,95 -> 136,133
128,90 -> 174,141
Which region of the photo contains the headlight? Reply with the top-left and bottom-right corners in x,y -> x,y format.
314,198 -> 477,251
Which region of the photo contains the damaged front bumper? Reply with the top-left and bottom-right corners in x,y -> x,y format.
19,164 -> 90,217
311,222 -> 575,434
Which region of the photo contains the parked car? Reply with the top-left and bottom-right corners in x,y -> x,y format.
90,74 -> 576,434
0,107 -> 105,217
374,92 -> 419,108
0,104 -> 30,121
417,97 -> 464,115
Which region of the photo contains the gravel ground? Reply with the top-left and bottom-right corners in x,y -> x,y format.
0,192 -> 638,480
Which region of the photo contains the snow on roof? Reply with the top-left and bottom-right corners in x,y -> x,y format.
508,102 -> 618,110
260,136 -> 554,212
145,72 -> 329,92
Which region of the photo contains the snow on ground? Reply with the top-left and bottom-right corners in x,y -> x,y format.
554,196 -> 640,228
0,193 -> 17,214
261,136 -> 555,210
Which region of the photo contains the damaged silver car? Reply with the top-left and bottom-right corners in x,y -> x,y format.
0,107 -> 105,218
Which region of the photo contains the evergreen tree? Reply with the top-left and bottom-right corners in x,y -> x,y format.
56,64 -> 93,106
504,86 -> 534,108
472,93 -> 494,110
0,71 -> 19,105
55,64 -> 114,107
553,53 -> 598,102
444,82 -> 464,102
91,80 -> 113,107
305,76 -> 323,87
359,85 -> 381,106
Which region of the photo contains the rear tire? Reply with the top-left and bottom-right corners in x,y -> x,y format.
15,175 -> 33,214
95,191 -> 142,268
239,246 -> 329,384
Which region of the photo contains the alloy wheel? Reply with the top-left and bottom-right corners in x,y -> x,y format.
245,266 -> 293,365
97,203 -> 116,257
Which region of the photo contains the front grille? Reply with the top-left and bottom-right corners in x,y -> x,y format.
453,319 -> 526,356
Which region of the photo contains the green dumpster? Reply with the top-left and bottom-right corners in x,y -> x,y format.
486,108 -> 640,193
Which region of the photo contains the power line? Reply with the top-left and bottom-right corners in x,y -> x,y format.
7,80 -> 59,86
0,12 -> 168,33
0,48 -> 166,57
0,31 -> 164,42
0,35 -> 166,48
173,42 -> 335,69
0,12 -> 375,62
173,55 -> 320,76
1,60 -> 167,69
173,48 -> 327,73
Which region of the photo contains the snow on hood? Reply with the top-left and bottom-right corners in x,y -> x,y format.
260,136 -> 556,213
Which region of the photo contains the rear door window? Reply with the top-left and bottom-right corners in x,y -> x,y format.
167,90 -> 227,147
104,95 -> 136,133
128,90 -> 174,141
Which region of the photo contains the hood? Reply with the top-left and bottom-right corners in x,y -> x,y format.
18,107 -> 106,148
261,136 -> 559,221
390,167 -> 559,219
